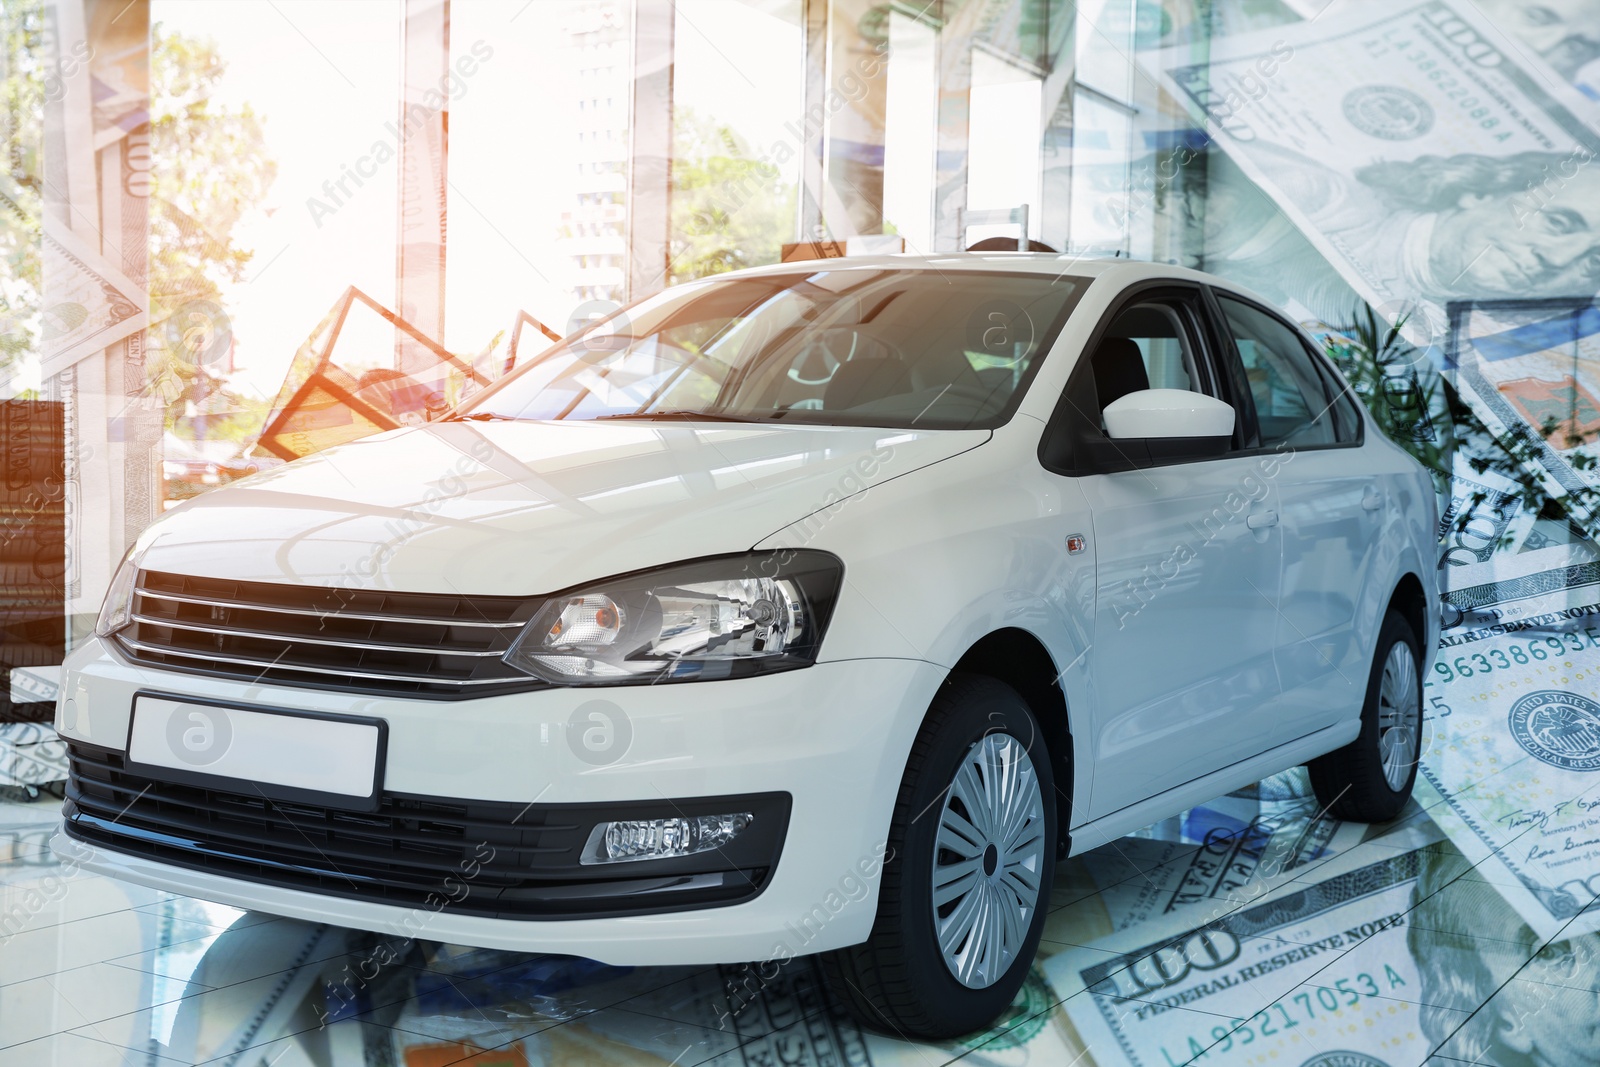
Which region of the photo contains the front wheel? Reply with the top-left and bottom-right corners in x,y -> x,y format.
822,674 -> 1058,1039
1307,609 -> 1423,822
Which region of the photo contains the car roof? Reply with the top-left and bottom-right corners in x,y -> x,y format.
716,252 -> 1225,288
679,253 -> 1295,331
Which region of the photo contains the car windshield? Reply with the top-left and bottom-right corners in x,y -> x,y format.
458,268 -> 1088,430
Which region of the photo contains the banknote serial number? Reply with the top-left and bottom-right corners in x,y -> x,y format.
1159,968 -> 1409,1065
1428,630 -> 1600,685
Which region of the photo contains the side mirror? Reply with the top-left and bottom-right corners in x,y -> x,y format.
1104,389 -> 1235,440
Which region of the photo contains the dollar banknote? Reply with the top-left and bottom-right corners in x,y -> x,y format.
1052,847 -> 1436,1066
1049,825 -> 1600,1067
0,723 -> 68,792
1447,296 -> 1600,518
1433,449 -> 1600,588
1416,619 -> 1600,943
38,210 -> 147,380
87,10 -> 149,153
1152,0 -> 1600,327
1080,790 -> 1366,933
1285,0 -> 1600,101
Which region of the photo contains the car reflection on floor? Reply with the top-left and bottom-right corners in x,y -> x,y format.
1,768 -> 1596,1066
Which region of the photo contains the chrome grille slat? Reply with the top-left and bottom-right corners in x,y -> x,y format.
128,613 -> 506,657
134,588 -> 521,629
117,570 -> 545,699
114,635 -> 524,686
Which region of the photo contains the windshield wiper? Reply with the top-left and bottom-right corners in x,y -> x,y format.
591,409 -> 769,423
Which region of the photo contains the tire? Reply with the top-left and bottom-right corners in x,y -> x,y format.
822,674 -> 1058,1039
1307,609 -> 1423,822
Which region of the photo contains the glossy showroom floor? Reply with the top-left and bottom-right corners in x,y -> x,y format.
3,765 -> 1596,1067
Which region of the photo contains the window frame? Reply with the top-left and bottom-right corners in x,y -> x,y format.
1038,281 -> 1247,476
1306,340 -> 1366,446
1203,287 -> 1364,455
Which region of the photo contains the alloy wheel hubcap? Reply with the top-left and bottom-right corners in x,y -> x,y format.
1377,641 -> 1421,792
931,733 -> 1047,989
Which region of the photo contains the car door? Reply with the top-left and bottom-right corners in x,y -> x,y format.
1209,290 -> 1373,734
1040,284 -> 1288,819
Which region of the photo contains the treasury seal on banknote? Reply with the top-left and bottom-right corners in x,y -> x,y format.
1300,1053 -> 1389,1067
1340,85 -> 1433,140
1508,691 -> 1600,771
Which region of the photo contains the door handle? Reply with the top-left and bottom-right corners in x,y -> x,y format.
1362,487 -> 1384,512
1245,510 -> 1279,530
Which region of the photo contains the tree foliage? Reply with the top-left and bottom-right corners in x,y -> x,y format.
0,0 -> 43,382
149,23 -> 276,439
1324,303 -> 1600,554
669,110 -> 795,284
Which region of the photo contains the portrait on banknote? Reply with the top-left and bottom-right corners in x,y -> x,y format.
1408,844 -> 1600,1067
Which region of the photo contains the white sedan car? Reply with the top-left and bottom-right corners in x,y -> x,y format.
55,255 -> 1437,1037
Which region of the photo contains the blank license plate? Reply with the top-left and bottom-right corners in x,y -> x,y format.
127,695 -> 383,805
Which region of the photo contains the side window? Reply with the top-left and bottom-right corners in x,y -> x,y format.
1217,296 -> 1335,447
1088,300 -> 1204,431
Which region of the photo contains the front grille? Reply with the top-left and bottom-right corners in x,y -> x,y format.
64,743 -> 789,919
115,570 -> 545,698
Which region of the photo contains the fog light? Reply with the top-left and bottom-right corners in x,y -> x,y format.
580,813 -> 754,865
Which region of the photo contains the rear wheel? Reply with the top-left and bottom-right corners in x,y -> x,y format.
1307,609 -> 1422,822
822,674 -> 1058,1039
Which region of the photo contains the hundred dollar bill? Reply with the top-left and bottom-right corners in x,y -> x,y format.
1416,629 -> 1600,942
1286,0 -> 1600,101
0,722 -> 68,791
1054,828 -> 1600,1067
88,12 -> 149,152
38,209 -> 148,379
1083,793 -> 1367,933
1437,449 -> 1600,625
1446,297 -> 1600,512
1439,467 -> 1537,571
1152,0 -> 1600,329
1052,847 -> 1443,1067
1434,446 -> 1597,588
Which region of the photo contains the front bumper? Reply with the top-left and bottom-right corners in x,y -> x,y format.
52,638 -> 943,964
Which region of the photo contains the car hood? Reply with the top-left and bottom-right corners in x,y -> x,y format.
137,420 -> 987,594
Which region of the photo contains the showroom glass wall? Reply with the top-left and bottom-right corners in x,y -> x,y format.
15,0 -> 1600,748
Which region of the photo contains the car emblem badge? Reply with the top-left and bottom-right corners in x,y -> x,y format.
1066,534 -> 1087,555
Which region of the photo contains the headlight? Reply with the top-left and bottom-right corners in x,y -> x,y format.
95,550 -> 140,638
503,551 -> 843,685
